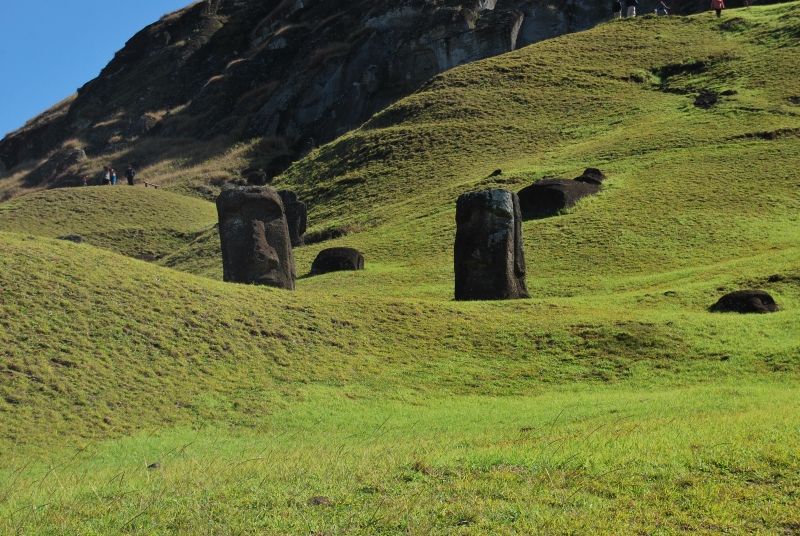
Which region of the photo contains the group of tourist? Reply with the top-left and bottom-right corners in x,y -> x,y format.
613,0 -> 729,18
97,165 -> 137,186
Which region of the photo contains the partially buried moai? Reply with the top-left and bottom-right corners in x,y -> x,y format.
454,189 -> 529,300
216,187 -> 296,289
278,190 -> 308,247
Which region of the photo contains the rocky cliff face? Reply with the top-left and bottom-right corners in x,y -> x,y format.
0,0 -> 613,190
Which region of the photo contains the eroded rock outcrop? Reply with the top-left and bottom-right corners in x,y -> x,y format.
0,0 -> 611,193
216,186 -> 295,289
454,189 -> 528,300
310,247 -> 365,275
710,290 -> 779,314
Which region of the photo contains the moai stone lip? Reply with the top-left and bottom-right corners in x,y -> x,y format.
454,188 -> 529,301
216,186 -> 296,289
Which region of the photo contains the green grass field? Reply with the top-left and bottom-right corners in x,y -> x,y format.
1,4 -> 799,534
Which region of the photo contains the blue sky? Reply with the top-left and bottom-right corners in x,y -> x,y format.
0,0 -> 191,137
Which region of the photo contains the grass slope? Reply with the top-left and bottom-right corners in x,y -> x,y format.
0,187 -> 216,261
0,4 -> 799,534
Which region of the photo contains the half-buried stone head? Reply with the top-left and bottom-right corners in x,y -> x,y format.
454,189 -> 528,301
311,247 -> 365,276
517,178 -> 600,220
216,187 -> 296,289
710,290 -> 779,314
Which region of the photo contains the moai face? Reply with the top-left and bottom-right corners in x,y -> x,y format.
216,187 -> 296,289
454,189 -> 528,301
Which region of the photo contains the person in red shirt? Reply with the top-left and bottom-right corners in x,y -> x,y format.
711,0 -> 725,17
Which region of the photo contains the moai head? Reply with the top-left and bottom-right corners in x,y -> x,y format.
216,187 -> 296,289
454,189 -> 528,300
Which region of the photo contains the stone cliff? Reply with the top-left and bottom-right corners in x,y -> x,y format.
0,0 -> 615,192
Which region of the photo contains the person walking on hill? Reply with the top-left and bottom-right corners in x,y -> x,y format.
102,167 -> 111,185
111,168 -> 118,185
626,0 -> 638,18
711,0 -> 725,17
613,0 -> 623,19
656,0 -> 670,15
126,165 -> 137,186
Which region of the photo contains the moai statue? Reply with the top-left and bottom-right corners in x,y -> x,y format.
278,190 -> 308,247
311,247 -> 365,276
454,189 -> 528,300
216,187 -> 296,289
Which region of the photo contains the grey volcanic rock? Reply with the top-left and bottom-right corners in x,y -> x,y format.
0,0 -> 612,192
278,190 -> 308,247
311,247 -> 365,275
710,290 -> 779,314
216,186 -> 295,289
454,189 -> 528,300
517,178 -> 600,219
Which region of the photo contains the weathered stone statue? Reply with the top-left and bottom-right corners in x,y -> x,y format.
216,187 -> 295,289
278,190 -> 308,247
311,248 -> 365,276
710,290 -> 779,314
517,178 -> 599,220
454,189 -> 528,300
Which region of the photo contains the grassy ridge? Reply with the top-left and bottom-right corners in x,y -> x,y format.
0,4 -> 799,534
0,187 -> 216,261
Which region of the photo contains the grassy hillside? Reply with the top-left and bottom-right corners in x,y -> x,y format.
1,4 -> 799,534
0,186 -> 216,260
147,4 -> 800,294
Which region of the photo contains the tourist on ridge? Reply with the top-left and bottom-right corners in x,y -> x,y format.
626,0 -> 638,17
613,0 -> 623,18
102,167 -> 111,185
111,168 -> 118,185
656,1 -> 670,15
711,0 -> 725,17
126,165 -> 136,186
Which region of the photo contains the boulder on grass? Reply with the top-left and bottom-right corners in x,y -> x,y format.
710,290 -> 779,314
310,247 -> 365,275
454,189 -> 528,301
216,187 -> 295,289
278,190 -> 308,247
517,178 -> 600,219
